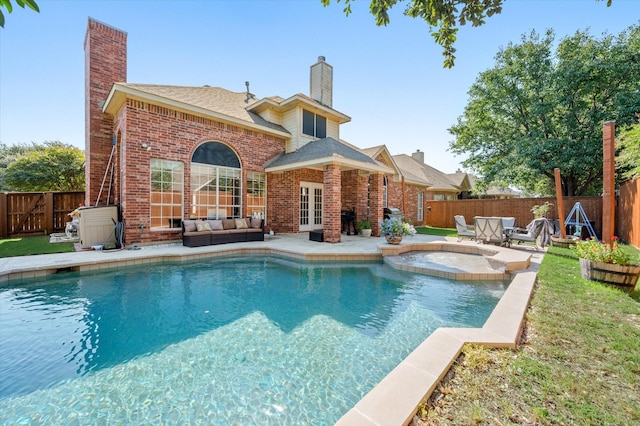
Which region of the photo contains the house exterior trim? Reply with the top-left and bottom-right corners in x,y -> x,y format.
103,83 -> 291,139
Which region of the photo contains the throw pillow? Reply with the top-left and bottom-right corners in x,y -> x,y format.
235,218 -> 248,229
208,220 -> 223,230
183,220 -> 197,232
250,218 -> 262,229
195,220 -> 212,232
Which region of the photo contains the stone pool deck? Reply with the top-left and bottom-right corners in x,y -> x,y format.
0,233 -> 543,426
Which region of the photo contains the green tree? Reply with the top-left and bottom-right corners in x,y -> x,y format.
617,120 -> 640,180
322,0 -> 612,68
0,0 -> 39,28
448,25 -> 640,196
0,142 -> 38,191
3,141 -> 85,191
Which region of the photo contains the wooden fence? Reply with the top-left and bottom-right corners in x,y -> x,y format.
0,192 -> 85,238
617,178 -> 640,248
424,196 -> 604,238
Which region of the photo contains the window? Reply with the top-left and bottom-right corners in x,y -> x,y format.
383,176 -> 388,208
190,142 -> 242,219
150,159 -> 184,229
434,194 -> 445,201
247,171 -> 266,219
417,192 -> 424,221
302,109 -> 327,138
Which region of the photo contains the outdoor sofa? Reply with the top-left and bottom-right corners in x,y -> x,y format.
182,218 -> 264,247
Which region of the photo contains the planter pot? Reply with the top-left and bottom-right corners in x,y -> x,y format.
550,235 -> 580,248
385,234 -> 403,245
579,258 -> 640,291
361,229 -> 372,238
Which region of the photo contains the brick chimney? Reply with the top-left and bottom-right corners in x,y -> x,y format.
310,56 -> 332,107
84,18 -> 127,206
412,149 -> 424,164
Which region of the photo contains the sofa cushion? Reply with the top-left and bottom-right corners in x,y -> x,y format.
208,219 -> 223,231
222,219 -> 236,230
183,220 -> 197,232
250,218 -> 262,229
235,218 -> 249,229
195,220 -> 212,232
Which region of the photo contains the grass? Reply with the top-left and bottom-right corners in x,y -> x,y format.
0,235 -> 75,258
416,232 -> 640,425
415,225 -> 457,238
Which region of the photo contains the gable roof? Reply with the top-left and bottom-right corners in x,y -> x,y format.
247,93 -> 351,124
392,154 -> 460,192
103,83 -> 290,136
360,145 -> 403,177
446,171 -> 473,191
264,137 -> 393,174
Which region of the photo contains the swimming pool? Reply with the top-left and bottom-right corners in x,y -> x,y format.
0,256 -> 508,424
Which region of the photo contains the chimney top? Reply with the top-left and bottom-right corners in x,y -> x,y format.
310,56 -> 333,108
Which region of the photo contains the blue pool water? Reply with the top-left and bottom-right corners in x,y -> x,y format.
0,256 -> 508,424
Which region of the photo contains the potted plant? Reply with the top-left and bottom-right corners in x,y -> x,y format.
358,219 -> 372,237
380,218 -> 416,245
573,237 -> 640,291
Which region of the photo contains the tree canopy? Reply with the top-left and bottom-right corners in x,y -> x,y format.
322,0 -> 612,68
448,24 -> 640,196
617,120 -> 640,181
0,0 -> 39,28
3,141 -> 85,192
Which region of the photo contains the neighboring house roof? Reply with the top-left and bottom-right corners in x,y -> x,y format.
103,83 -> 290,136
446,171 -> 473,192
392,154 -> 459,192
467,175 -> 521,198
264,137 -> 393,174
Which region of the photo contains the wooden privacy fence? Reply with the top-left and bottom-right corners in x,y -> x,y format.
616,178 -> 640,248
424,196 -> 604,238
0,192 -> 85,238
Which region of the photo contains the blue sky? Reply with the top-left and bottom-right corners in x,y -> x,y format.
1,0 -> 638,173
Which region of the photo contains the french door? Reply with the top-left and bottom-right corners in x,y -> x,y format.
300,182 -> 323,231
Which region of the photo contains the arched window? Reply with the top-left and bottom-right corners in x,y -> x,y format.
191,142 -> 242,219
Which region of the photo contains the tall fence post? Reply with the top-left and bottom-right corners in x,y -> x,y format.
602,121 -> 616,244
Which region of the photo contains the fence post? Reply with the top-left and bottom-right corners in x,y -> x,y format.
44,192 -> 54,235
0,193 -> 7,238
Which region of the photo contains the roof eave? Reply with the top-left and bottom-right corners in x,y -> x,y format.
265,155 -> 394,174
249,94 -> 351,124
103,83 -> 291,138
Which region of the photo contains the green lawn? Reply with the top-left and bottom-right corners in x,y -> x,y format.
418,235 -> 640,425
0,235 -> 75,258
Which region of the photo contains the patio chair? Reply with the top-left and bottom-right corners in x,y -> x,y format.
454,215 -> 476,242
507,218 -> 550,250
474,216 -> 507,245
501,217 -> 516,229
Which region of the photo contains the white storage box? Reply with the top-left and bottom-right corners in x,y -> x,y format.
77,206 -> 118,249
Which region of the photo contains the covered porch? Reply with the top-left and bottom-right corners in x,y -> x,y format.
264,137 -> 395,243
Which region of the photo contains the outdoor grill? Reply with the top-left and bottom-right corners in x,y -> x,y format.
383,207 -> 404,221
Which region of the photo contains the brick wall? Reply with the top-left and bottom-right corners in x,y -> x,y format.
84,19 -> 127,207
118,101 -> 286,244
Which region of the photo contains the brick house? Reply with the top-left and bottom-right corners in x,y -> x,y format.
84,19 -> 475,245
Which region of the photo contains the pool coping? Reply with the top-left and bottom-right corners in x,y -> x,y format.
0,235 -> 540,425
